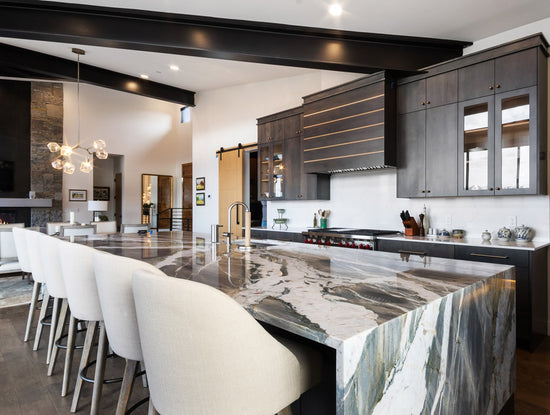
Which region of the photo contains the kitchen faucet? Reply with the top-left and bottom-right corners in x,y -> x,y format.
223,201 -> 251,250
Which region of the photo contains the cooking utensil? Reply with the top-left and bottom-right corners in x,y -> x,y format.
405,210 -> 410,221
324,210 -> 330,218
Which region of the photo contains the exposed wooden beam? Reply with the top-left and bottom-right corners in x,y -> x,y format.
0,43 -> 195,106
0,0 -> 471,74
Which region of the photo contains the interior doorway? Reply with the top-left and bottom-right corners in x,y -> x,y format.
93,154 -> 122,230
181,162 -> 192,231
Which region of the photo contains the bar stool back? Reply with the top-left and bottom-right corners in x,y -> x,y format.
132,270 -> 323,415
25,228 -> 53,353
13,227 -> 37,342
58,241 -> 106,414
93,250 -> 166,415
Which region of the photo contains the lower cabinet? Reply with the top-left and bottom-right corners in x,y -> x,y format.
378,238 -> 548,351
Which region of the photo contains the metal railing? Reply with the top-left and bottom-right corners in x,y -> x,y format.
157,208 -> 192,231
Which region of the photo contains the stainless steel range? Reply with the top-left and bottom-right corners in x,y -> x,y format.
302,228 -> 399,250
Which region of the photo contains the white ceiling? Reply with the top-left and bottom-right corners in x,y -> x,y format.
2,0 -> 550,92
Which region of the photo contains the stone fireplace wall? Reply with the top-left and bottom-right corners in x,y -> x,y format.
30,82 -> 63,226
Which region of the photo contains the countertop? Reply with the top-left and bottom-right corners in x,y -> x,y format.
66,231 -> 514,414
378,233 -> 550,251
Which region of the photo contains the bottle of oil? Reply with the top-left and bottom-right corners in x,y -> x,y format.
313,213 -> 318,228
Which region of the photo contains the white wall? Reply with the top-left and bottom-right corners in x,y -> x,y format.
63,83 -> 192,224
191,70 -> 362,233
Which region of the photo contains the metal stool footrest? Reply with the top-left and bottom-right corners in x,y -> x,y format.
79,353 -> 123,384
125,397 -> 149,414
54,327 -> 87,350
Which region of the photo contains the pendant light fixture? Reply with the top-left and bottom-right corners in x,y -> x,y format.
47,48 -> 108,174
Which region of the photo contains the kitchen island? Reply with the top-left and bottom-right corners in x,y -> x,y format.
70,231 -> 515,415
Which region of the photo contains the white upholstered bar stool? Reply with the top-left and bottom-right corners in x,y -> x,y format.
25,228 -> 53,355
47,222 -> 70,235
93,250 -> 166,415
12,227 -> 37,342
92,221 -> 116,234
132,270 -> 323,415
58,241 -> 107,415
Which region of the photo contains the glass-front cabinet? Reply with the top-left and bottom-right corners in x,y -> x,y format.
459,86 -> 537,195
258,141 -> 284,200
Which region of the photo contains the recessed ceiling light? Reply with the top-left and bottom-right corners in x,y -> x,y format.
329,4 -> 342,16
140,74 -> 149,79
169,65 -> 180,71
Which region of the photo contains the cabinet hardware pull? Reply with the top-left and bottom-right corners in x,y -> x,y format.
489,85 -> 494,90
426,101 -> 430,104
421,190 -> 426,193
421,102 -> 425,106
470,253 -> 509,260
398,250 -> 427,256
426,190 -> 431,193
496,84 -> 501,88
496,187 -> 501,190
489,187 -> 494,191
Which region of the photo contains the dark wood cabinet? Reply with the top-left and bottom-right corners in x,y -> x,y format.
379,238 -> 548,351
257,108 -> 329,201
397,97 -> 457,197
458,48 -> 538,101
397,71 -> 457,114
454,245 -> 547,351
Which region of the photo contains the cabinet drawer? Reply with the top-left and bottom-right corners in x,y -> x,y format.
377,239 -> 453,259
454,245 -> 529,267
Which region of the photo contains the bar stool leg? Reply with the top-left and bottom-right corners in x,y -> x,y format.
24,281 -> 40,342
33,290 -> 50,351
90,321 -> 108,415
46,297 -> 62,364
148,399 -> 159,415
62,315 -> 77,397
48,300 -> 68,376
115,359 -> 138,415
71,321 -> 97,413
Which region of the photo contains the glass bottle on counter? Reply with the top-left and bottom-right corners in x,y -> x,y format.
313,213 -> 318,228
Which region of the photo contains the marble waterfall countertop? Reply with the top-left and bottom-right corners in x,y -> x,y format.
68,231 -> 516,415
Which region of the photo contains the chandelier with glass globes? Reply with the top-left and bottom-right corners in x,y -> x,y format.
47,48 -> 108,174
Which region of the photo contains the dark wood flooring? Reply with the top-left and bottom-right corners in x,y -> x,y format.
0,304 -> 149,415
1,303 -> 549,414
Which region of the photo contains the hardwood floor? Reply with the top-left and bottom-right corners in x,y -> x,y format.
1,303 -> 549,414
0,304 -> 149,415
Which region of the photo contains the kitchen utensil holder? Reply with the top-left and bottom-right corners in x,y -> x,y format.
403,219 -> 419,236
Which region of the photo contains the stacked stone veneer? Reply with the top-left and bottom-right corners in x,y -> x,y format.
30,82 -> 63,226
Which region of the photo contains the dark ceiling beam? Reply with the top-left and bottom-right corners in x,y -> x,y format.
0,0 -> 471,75
0,43 -> 195,106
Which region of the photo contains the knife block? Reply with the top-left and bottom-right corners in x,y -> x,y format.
403,219 -> 419,236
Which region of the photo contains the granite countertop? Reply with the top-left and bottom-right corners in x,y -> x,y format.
69,231 -> 513,347
378,233 -> 550,251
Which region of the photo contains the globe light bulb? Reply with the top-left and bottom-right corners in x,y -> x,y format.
47,142 -> 61,152
93,139 -> 106,150
51,159 -> 63,170
80,158 -> 93,173
60,145 -> 73,157
96,149 -> 109,159
63,161 -> 75,174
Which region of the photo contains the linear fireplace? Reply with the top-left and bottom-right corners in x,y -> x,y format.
0,208 -> 30,226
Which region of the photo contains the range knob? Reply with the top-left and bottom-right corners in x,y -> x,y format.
365,244 -> 373,250
325,240 -> 332,246
359,243 -> 365,249
304,238 -> 310,244
338,241 -> 344,247
351,243 -> 357,248
317,239 -> 323,245
345,242 -> 351,248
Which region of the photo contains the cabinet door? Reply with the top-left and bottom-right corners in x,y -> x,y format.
458,96 -> 495,196
494,87 -> 538,195
397,79 -> 426,114
258,145 -> 271,199
284,136 -> 302,200
258,122 -> 271,144
425,103 -> 458,197
271,141 -> 284,199
495,49 -> 538,94
397,111 -> 426,198
283,114 -> 302,140
426,71 -> 457,108
458,60 -> 495,101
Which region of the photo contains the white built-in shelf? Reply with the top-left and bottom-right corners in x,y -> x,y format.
0,198 -> 53,208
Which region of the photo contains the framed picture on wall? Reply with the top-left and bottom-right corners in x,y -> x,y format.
196,192 -> 205,206
196,177 -> 205,191
69,189 -> 87,202
93,186 -> 110,201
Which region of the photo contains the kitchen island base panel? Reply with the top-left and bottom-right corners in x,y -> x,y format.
339,272 -> 515,415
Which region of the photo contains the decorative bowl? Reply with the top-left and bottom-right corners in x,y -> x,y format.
452,229 -> 465,239
438,229 -> 451,238
273,218 -> 288,224
514,225 -> 533,242
481,230 -> 492,241
497,226 -> 512,241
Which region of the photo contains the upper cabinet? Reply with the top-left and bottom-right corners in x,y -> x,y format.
257,108 -> 329,201
458,49 -> 538,101
301,73 -> 397,173
397,34 -> 548,198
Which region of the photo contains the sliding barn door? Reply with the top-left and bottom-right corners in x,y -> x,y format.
218,150 -> 244,240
